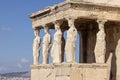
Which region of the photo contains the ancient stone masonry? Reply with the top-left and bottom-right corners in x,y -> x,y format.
29,0 -> 120,80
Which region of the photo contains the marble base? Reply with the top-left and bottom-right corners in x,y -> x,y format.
31,63 -> 110,80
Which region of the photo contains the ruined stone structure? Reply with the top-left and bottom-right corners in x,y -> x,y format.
29,0 -> 120,80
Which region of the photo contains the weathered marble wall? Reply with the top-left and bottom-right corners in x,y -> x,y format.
31,63 -> 110,80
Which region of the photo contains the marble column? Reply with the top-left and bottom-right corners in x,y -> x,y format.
51,21 -> 63,63
61,30 -> 65,62
42,25 -> 51,64
80,30 -> 88,63
33,29 -> 40,65
65,17 -> 77,62
94,20 -> 107,63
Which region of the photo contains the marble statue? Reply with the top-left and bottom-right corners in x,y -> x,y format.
65,18 -> 77,62
94,20 -> 106,63
42,26 -> 51,64
51,22 -> 62,63
33,29 -> 40,65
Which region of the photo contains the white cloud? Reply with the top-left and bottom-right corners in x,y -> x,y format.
17,63 -> 23,69
16,58 -> 29,69
0,66 -> 7,71
21,58 -> 29,63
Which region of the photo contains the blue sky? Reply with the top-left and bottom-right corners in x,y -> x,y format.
0,0 -> 65,73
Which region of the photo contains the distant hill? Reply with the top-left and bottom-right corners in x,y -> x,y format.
0,71 -> 30,78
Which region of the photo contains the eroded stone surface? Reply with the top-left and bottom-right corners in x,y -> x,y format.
31,63 -> 110,80
51,22 -> 63,63
65,17 -> 77,62
94,20 -> 107,63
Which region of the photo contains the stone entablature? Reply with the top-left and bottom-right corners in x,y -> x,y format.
67,0 -> 120,6
31,63 -> 110,80
30,1 -> 120,29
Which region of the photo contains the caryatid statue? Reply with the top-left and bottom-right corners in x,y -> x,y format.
33,29 -> 40,65
51,21 -> 62,63
94,20 -> 107,63
65,17 -> 77,62
42,26 -> 51,64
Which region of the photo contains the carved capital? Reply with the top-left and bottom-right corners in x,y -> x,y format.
42,24 -> 47,27
53,21 -> 63,30
53,21 -> 60,30
53,20 -> 63,25
44,25 -> 50,34
33,28 -> 40,37
42,24 -> 48,29
66,17 -> 75,28
97,19 -> 107,25
97,19 -> 107,29
53,21 -> 60,25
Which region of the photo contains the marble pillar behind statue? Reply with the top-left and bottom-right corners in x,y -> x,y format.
42,26 -> 51,64
51,22 -> 62,63
33,29 -> 40,65
65,17 -> 77,62
94,20 -> 107,63
61,30 -> 65,62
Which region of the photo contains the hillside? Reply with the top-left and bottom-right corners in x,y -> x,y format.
0,71 -> 30,78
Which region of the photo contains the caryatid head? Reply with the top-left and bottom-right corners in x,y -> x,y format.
54,21 -> 61,31
34,29 -> 40,37
97,20 -> 107,30
67,17 -> 75,28
44,26 -> 49,34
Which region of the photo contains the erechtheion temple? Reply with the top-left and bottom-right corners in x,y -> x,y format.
29,0 -> 120,80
